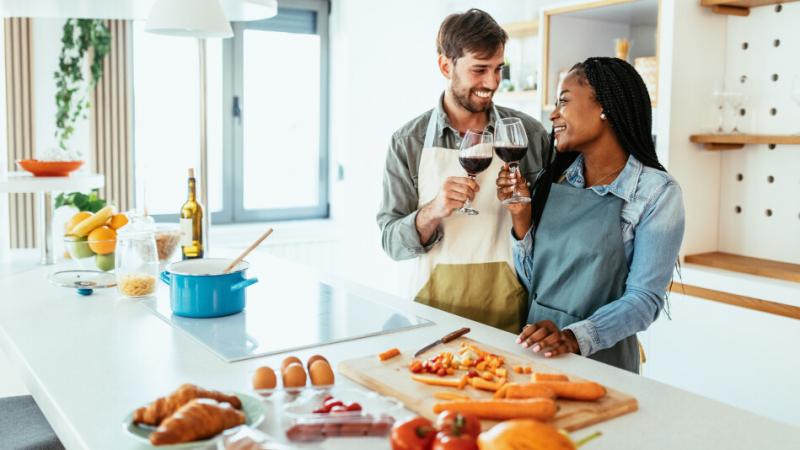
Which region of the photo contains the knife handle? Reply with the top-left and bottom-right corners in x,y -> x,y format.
442,327 -> 470,344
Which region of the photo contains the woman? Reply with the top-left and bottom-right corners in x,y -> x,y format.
496,57 -> 685,373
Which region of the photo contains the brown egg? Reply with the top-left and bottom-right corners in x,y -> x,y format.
281,356 -> 302,373
252,366 -> 277,390
306,354 -> 329,372
282,362 -> 307,389
309,359 -> 335,386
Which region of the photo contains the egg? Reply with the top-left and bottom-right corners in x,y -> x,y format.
281,356 -> 303,373
306,354 -> 329,371
309,359 -> 335,386
252,366 -> 277,390
282,362 -> 307,389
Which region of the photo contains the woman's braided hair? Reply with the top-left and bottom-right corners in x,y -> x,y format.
531,57 -> 664,230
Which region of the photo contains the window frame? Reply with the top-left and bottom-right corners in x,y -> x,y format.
228,0 -> 330,223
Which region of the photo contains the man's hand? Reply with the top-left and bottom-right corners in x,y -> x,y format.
428,176 -> 479,219
415,177 -> 479,245
517,320 -> 579,358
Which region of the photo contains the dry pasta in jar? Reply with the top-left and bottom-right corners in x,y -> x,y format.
118,273 -> 157,297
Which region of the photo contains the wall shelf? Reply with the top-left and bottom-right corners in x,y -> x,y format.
684,252 -> 800,283
689,133 -> 800,150
701,0 -> 800,17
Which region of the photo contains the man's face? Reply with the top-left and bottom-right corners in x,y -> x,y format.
447,47 -> 504,113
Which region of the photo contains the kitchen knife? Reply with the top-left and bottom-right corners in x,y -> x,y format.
413,327 -> 471,357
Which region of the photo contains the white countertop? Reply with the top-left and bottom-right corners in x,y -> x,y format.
0,250 -> 798,450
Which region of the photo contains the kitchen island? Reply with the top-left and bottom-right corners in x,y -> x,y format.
0,249 -> 798,449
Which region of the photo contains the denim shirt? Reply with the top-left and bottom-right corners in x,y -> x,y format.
513,154 -> 685,357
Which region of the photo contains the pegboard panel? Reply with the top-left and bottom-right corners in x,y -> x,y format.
718,2 -> 800,264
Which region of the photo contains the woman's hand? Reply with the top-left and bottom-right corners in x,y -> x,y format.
497,165 -> 532,239
496,165 -> 531,216
517,320 -> 579,357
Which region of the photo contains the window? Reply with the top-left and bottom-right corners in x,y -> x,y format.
132,0 -> 329,223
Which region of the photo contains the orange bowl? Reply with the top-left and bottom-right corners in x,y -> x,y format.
17,159 -> 83,177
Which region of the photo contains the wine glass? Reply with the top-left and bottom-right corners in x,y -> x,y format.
712,90 -> 726,133
457,130 -> 493,215
725,92 -> 745,133
494,117 -> 530,205
793,76 -> 800,135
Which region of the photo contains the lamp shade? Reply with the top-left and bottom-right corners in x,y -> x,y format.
222,0 -> 278,21
146,0 -> 233,38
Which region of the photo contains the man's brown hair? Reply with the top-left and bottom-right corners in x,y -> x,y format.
436,8 -> 508,63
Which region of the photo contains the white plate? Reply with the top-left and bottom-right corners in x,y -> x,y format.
122,392 -> 266,448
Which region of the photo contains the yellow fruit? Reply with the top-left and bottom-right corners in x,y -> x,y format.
65,211 -> 92,233
108,213 -> 128,230
88,226 -> 116,255
71,206 -> 114,237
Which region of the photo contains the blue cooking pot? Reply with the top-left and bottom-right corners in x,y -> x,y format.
160,258 -> 258,318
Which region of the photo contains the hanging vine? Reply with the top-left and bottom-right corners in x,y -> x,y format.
54,19 -> 111,151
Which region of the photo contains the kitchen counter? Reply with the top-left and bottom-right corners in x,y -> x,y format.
0,249 -> 798,449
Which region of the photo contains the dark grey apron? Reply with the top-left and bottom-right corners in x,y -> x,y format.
527,182 -> 639,373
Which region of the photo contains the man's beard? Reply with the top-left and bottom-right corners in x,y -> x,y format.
451,78 -> 492,113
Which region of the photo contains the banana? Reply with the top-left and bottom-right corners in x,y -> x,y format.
70,206 -> 115,236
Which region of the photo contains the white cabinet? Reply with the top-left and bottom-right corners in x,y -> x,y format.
640,293 -> 800,426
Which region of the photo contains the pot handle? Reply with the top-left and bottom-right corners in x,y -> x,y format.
159,271 -> 171,286
230,277 -> 258,292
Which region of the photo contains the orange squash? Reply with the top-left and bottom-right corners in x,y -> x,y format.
477,419 -> 600,450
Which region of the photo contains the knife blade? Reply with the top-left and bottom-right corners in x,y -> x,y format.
413,327 -> 471,357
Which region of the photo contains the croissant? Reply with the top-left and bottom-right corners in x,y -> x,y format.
133,383 -> 242,426
149,398 -> 245,445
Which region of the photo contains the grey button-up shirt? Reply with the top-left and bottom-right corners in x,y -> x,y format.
377,94 -> 550,261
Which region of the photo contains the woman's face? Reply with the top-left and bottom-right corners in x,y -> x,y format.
549,72 -> 605,152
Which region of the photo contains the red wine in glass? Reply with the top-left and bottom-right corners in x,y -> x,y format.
495,117 -> 530,205
458,156 -> 493,175
457,130 -> 493,215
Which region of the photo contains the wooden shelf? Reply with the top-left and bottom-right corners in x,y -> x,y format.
671,282 -> 800,320
701,0 -> 799,16
502,20 -> 539,38
689,133 -> 800,150
684,252 -> 800,283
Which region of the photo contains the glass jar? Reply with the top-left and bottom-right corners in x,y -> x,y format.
115,226 -> 159,298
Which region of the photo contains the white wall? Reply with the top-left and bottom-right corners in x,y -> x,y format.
31,18 -> 92,164
1,19 -> 9,260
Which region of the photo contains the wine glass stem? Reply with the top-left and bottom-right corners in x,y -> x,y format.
464,174 -> 475,209
509,163 -> 519,198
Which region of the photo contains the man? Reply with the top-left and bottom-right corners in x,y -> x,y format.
377,9 -> 549,333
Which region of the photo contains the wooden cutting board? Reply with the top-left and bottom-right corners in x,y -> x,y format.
339,337 -> 637,431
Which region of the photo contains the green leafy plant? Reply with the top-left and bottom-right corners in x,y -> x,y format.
55,190 -> 108,213
54,19 -> 111,151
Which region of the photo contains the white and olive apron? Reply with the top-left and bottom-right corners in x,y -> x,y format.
413,108 -> 527,333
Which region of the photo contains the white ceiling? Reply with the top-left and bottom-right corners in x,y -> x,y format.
1,0 -> 155,19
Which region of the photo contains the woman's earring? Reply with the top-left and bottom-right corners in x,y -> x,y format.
600,112 -> 607,120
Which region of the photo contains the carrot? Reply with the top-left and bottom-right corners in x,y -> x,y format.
378,348 -> 401,361
531,372 -> 569,382
512,365 -> 524,374
411,374 -> 463,388
532,381 -> 606,401
432,398 -> 558,421
434,391 -> 471,401
523,366 -> 533,374
504,383 -> 557,400
469,377 -> 504,392
493,383 -> 510,399
457,375 -> 469,390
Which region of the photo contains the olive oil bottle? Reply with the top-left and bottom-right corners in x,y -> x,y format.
180,168 -> 204,259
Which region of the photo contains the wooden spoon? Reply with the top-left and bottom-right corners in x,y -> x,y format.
223,228 -> 273,274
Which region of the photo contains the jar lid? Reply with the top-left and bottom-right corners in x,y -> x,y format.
49,270 -> 117,296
